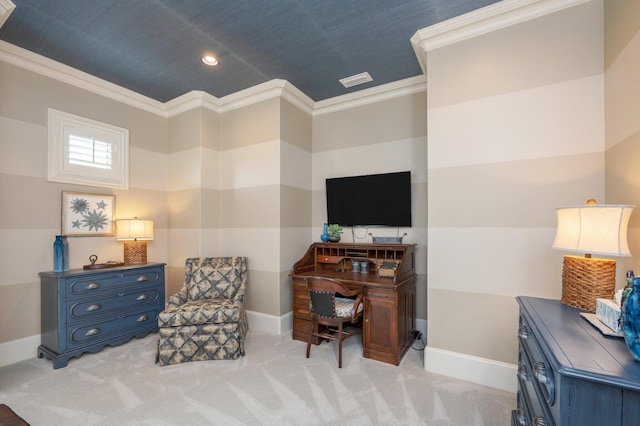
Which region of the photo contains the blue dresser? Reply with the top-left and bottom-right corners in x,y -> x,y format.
38,263 -> 165,368
514,296 -> 640,425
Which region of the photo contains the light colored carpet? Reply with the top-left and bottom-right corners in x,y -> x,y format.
0,330 -> 514,425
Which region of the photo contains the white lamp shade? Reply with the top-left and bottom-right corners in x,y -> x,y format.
552,205 -> 633,257
116,219 -> 154,241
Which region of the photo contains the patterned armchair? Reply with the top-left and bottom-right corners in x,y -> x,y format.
157,257 -> 248,366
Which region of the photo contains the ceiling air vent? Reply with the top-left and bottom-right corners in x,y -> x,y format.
339,72 -> 373,88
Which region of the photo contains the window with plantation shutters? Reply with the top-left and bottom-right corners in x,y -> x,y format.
48,108 -> 128,189
68,134 -> 113,169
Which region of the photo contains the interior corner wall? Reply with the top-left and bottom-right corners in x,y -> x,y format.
604,0 -> 640,278
279,99 -> 313,317
0,59 -> 169,363
424,0 -> 605,390
217,98 -> 284,319
311,92 -> 428,332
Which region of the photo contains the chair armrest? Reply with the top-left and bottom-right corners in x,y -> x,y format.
167,285 -> 188,308
351,294 -> 363,323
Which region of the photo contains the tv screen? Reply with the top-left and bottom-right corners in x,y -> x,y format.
326,171 -> 412,227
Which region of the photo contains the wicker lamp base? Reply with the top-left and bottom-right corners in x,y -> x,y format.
123,241 -> 148,265
561,255 -> 616,313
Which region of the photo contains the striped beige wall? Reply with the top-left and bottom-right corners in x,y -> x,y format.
312,92 -> 428,328
604,0 -> 640,274
423,0 -> 605,390
0,60 -> 169,360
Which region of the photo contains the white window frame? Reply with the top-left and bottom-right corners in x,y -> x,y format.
48,108 -> 129,189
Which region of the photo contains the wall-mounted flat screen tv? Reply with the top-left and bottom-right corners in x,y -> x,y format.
326,171 -> 411,227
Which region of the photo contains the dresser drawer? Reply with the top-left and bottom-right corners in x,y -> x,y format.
68,286 -> 162,321
67,308 -> 160,348
518,313 -> 556,407
517,346 -> 554,426
66,268 -> 162,298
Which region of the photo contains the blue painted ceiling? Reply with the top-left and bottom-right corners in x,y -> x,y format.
0,0 -> 499,103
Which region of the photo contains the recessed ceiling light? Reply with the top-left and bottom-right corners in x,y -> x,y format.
202,55 -> 218,66
339,72 -> 372,88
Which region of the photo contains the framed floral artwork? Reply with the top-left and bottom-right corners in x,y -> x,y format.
62,191 -> 115,236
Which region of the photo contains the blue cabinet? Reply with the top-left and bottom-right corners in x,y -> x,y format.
514,297 -> 640,426
38,263 -> 165,368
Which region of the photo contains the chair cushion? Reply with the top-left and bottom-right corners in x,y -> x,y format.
185,257 -> 247,301
334,297 -> 363,318
158,299 -> 242,327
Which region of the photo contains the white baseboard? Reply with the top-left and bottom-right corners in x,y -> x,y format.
1,312 -> 415,367
246,310 -> 292,335
0,334 -> 40,368
425,346 -> 517,393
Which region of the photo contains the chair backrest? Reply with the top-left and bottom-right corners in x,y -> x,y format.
184,257 -> 247,302
305,277 -> 361,319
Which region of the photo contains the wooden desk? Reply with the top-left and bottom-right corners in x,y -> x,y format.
290,242 -> 416,365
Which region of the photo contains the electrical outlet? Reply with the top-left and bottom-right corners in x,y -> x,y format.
411,330 -> 422,340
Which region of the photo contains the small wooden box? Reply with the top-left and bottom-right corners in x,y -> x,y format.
377,261 -> 398,278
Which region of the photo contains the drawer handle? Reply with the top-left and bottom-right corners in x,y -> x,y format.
87,282 -> 101,290
137,294 -> 148,301
137,314 -> 149,322
534,362 -> 550,385
515,408 -> 526,425
85,328 -> 101,336
533,416 -> 546,426
86,304 -> 101,312
518,325 -> 529,340
517,365 -> 530,381
137,276 -> 149,282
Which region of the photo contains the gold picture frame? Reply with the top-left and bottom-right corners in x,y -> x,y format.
61,191 -> 115,237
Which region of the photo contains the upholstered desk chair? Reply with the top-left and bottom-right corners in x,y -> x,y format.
157,257 -> 248,366
305,276 -> 363,368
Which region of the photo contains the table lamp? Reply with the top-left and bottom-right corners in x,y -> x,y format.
552,200 -> 633,312
116,218 -> 154,265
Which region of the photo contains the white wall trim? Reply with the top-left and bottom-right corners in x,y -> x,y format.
411,0 -> 591,72
425,346 -> 517,393
0,39 -> 425,120
0,0 -> 15,29
0,311 -> 291,367
246,310 -> 292,335
0,334 -> 39,368
313,75 -> 427,116
0,40 -> 168,116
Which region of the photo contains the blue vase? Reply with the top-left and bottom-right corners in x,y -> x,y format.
61,235 -> 69,271
320,223 -> 329,243
53,236 -> 64,272
623,277 -> 640,361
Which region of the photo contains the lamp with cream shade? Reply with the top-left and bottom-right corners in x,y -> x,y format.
116,218 -> 154,265
552,199 -> 634,312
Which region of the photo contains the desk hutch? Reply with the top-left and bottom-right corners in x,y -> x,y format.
290,242 -> 416,366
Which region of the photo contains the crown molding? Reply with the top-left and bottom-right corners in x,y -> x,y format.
0,40 -> 167,115
0,0 -> 15,29
313,75 -> 427,116
0,38 -> 422,118
411,0 -> 590,72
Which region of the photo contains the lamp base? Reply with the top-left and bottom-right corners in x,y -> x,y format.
561,255 -> 616,313
123,241 -> 147,265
